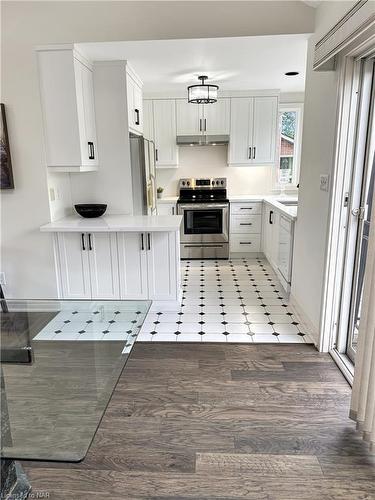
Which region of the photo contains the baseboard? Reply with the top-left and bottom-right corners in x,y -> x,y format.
288,293 -> 320,349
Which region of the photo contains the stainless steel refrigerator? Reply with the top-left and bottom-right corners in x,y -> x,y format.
130,134 -> 157,215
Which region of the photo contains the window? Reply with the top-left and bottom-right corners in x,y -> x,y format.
278,104 -> 303,187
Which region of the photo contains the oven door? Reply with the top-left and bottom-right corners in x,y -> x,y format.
177,203 -> 229,243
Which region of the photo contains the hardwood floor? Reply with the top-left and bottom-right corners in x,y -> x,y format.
22,343 -> 375,499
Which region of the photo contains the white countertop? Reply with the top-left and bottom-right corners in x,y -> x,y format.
228,195 -> 297,220
156,193 -> 298,220
157,196 -> 178,204
40,214 -> 183,233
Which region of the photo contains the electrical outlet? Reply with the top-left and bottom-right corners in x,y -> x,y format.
320,174 -> 330,192
0,272 -> 6,285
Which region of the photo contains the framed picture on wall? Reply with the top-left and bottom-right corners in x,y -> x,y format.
1,103 -> 15,189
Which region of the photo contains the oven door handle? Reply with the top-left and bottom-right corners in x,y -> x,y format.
178,203 -> 229,210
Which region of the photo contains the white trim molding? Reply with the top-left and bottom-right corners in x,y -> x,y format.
289,293 -> 320,348
314,0 -> 375,70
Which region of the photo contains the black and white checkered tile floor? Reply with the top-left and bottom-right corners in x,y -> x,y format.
138,257 -> 313,343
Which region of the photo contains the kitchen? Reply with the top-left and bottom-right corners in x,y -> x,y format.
36,34 -> 309,344
4,2 -> 375,497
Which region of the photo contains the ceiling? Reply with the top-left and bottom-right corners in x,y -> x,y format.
79,34 -> 309,94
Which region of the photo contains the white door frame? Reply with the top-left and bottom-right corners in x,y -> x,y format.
319,35 -> 375,362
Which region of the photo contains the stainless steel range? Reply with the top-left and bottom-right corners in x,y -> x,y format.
177,178 -> 229,259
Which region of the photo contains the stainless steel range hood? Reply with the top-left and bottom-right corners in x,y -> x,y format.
176,135 -> 229,146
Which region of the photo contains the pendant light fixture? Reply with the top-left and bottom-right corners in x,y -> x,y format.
187,75 -> 218,104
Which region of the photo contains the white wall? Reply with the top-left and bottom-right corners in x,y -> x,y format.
1,0 -> 315,299
156,146 -> 273,196
291,1 -> 357,337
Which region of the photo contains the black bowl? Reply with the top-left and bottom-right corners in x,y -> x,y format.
74,204 -> 107,218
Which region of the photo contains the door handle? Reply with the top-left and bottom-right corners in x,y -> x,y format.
253,146 -> 256,159
141,233 -> 144,251
88,233 -> 93,251
147,233 -> 151,250
135,109 -> 140,126
81,233 -> 86,251
248,147 -> 252,159
269,210 -> 273,224
88,142 -> 94,160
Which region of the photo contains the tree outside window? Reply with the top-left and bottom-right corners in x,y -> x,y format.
278,105 -> 303,188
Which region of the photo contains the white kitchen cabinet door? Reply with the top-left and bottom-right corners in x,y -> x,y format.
78,60 -> 99,167
117,233 -> 148,300
143,100 -> 154,141
278,216 -> 293,284
37,47 -> 99,172
57,233 -> 91,299
153,100 -> 179,168
203,98 -> 230,135
252,97 -> 278,165
146,232 -> 178,301
228,98 -> 253,165
127,75 -> 143,135
157,202 -> 176,215
88,233 -> 120,299
176,99 -> 201,135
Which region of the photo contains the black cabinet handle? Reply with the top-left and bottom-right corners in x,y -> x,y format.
240,207 -> 253,210
240,223 -> 253,225
141,233 -> 144,251
88,142 -> 95,160
240,242 -> 252,245
155,149 -> 159,162
81,233 -> 86,251
248,147 -> 252,159
204,118 -> 207,132
253,146 -> 256,160
135,109 -> 140,126
269,210 -> 273,225
88,233 -> 93,251
147,233 -> 151,251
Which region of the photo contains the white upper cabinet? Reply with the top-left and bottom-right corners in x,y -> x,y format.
203,99 -> 230,135
229,96 -> 278,166
252,97 -> 278,165
176,99 -> 201,135
176,98 -> 230,136
229,98 -> 254,165
37,46 -> 99,172
153,100 -> 179,168
127,67 -> 143,135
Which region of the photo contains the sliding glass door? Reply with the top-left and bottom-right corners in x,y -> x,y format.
337,58 -> 375,364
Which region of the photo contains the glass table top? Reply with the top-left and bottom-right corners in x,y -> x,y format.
0,299 -> 151,461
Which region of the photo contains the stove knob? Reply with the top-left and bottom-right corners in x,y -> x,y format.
221,180 -> 224,185
187,181 -> 190,186
182,181 -> 186,186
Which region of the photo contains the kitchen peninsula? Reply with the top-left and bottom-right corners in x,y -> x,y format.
40,215 -> 182,304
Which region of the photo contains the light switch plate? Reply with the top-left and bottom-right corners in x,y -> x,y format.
320,174 -> 330,192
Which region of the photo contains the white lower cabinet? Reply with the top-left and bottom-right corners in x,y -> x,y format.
117,232 -> 148,299
146,232 -> 178,301
262,204 -> 280,269
57,232 -> 119,299
56,231 -> 180,301
157,202 -> 176,215
230,202 -> 262,254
